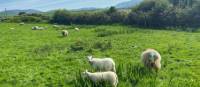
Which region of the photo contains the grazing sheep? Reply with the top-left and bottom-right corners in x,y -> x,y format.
10,28 -> 15,30
53,25 -> 59,28
141,48 -> 161,71
19,22 -> 25,25
62,30 -> 68,36
75,27 -> 79,31
82,70 -> 118,87
38,27 -> 45,30
87,56 -> 116,72
32,26 -> 39,30
32,26 -> 45,30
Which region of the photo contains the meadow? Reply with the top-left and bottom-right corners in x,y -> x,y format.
0,23 -> 199,87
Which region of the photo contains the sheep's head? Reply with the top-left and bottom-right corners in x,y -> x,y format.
148,52 -> 157,66
81,70 -> 89,78
87,56 -> 92,60
87,56 -> 93,64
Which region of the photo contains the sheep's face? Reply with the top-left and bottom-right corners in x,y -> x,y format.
81,70 -> 89,78
149,57 -> 155,63
88,60 -> 93,65
87,56 -> 93,65
148,59 -> 156,67
62,32 -> 65,35
148,53 -> 157,66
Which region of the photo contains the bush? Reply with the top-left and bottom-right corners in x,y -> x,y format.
5,13 -> 49,23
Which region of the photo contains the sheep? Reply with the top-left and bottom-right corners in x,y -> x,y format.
87,56 -> 116,72
32,26 -> 45,30
75,27 -> 79,31
82,70 -> 118,87
10,28 -> 15,30
61,30 -> 68,37
32,26 -> 39,30
53,25 -> 60,28
38,26 -> 45,30
141,48 -> 161,71
19,22 -> 25,25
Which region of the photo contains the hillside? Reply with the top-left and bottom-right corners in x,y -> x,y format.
116,0 -> 143,8
0,23 -> 199,86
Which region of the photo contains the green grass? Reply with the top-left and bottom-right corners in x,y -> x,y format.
0,23 -> 199,87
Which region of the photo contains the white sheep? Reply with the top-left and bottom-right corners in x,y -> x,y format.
38,27 -> 45,30
32,26 -> 45,30
82,70 -> 118,87
75,27 -> 79,31
10,28 -> 15,30
87,56 -> 116,72
61,30 -> 68,37
53,25 -> 60,28
141,48 -> 161,71
32,26 -> 39,30
19,22 -> 25,25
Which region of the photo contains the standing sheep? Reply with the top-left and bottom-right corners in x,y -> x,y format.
141,48 -> 161,71
53,25 -> 59,28
75,27 -> 79,31
10,28 -> 15,30
62,30 -> 68,37
87,56 -> 116,72
82,70 -> 118,87
32,26 -> 39,30
19,22 -> 25,25
32,26 -> 46,30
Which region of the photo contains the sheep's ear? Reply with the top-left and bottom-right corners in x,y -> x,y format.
87,56 -> 92,60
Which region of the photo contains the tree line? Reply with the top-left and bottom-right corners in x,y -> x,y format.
51,0 -> 200,30
2,0 -> 200,31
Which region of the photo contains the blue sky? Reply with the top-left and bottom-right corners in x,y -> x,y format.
0,0 -> 130,11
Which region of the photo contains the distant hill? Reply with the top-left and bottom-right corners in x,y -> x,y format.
72,7 -> 98,11
115,0 -> 143,8
0,9 -> 42,17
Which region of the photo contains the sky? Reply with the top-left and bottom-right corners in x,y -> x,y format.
0,0 -> 130,12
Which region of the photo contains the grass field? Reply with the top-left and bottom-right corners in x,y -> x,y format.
0,23 -> 199,87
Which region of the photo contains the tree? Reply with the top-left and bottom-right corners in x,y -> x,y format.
18,12 -> 26,16
107,6 -> 117,15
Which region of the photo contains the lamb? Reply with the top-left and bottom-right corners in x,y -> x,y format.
141,48 -> 161,71
32,26 -> 45,30
75,27 -> 79,31
82,70 -> 118,87
61,30 -> 68,36
38,27 -> 45,30
87,56 -> 116,72
53,25 -> 59,28
32,26 -> 39,30
10,28 -> 15,30
19,22 -> 25,25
